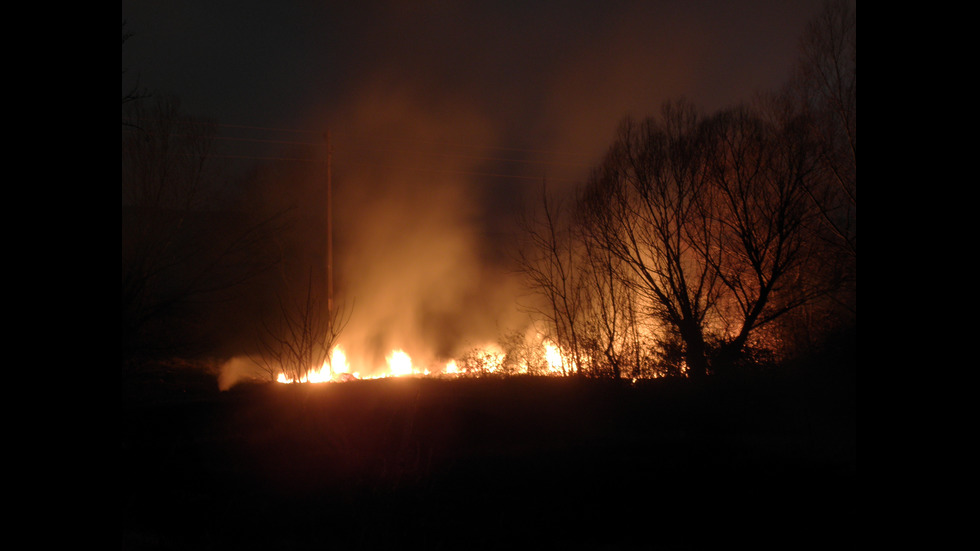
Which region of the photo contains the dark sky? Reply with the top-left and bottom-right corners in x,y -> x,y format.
122,0 -> 824,149
122,0 -> 830,374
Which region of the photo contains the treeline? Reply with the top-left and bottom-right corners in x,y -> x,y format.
121,94 -> 300,371
517,0 -> 855,379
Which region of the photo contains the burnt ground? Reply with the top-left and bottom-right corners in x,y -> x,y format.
121,367 -> 855,550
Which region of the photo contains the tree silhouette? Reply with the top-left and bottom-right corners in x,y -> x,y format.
517,181 -> 588,377
575,99 -> 831,376
764,0 -> 856,352
789,0 -> 856,261
121,96 -> 282,369
251,271 -> 352,382
581,101 -> 720,378
577,186 -> 640,379
516,2 -> 855,377
699,104 -> 827,369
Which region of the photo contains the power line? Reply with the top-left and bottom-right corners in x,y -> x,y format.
126,116 -> 596,161
200,152 -> 583,183
200,119 -> 595,162
126,114 -> 585,152
331,145 -> 593,169
125,118 -> 598,183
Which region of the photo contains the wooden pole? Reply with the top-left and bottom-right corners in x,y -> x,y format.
326,130 -> 333,316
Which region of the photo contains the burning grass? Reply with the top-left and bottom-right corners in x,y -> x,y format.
221,335 -> 577,390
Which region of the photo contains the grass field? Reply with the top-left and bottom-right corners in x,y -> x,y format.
121,368 -> 855,549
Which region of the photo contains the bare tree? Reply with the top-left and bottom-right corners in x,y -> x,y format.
758,0 -> 856,352
790,0 -> 856,260
121,96 -> 282,368
581,99 -> 828,376
498,329 -> 548,376
516,180 -> 587,376
699,105 -> 826,369
251,271 -> 352,382
576,196 -> 636,379
517,3 -> 855,377
582,102 -> 721,378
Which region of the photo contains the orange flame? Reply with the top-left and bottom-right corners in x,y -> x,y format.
387,349 -> 414,377
272,339 -> 580,384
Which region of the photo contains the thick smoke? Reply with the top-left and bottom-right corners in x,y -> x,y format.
123,1 -> 827,382
326,82 -> 531,375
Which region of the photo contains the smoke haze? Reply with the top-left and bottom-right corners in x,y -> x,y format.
122,1 -> 827,377
328,82 -> 526,373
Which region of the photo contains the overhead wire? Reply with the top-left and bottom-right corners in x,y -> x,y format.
207,120 -> 594,159
124,117 -> 598,184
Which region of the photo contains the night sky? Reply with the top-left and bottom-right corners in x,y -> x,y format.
122,1 -> 824,148
122,0 -> 831,375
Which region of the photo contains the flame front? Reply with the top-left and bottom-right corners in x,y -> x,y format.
544,340 -> 571,375
444,359 -> 459,375
272,338 -> 581,384
332,346 -> 349,374
387,349 -> 414,377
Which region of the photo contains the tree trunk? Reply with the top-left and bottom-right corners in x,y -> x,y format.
679,322 -> 709,379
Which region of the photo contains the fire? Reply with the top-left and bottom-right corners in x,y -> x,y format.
544,340 -> 570,375
271,338 -> 579,384
332,346 -> 349,374
274,345 -> 352,383
276,366 -> 331,384
387,349 -> 414,377
444,359 -> 459,375
471,343 -> 506,374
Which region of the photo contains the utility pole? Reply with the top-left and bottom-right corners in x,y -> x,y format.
325,130 -> 334,317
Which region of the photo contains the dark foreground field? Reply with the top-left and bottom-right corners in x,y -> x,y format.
121,368 -> 855,550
